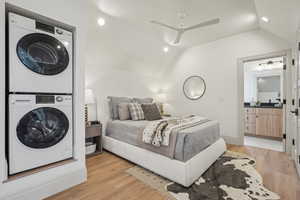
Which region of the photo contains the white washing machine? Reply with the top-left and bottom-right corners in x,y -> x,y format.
9,94 -> 73,175
9,13 -> 73,94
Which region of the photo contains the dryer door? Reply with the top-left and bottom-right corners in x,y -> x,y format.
16,33 -> 69,75
16,107 -> 69,149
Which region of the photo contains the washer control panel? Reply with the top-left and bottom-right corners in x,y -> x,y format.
10,94 -> 72,106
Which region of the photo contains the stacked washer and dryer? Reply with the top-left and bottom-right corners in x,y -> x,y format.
7,13 -> 74,175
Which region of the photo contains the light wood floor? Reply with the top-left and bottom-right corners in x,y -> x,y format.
47,145 -> 300,200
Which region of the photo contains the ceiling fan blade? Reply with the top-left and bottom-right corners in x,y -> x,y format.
150,20 -> 179,31
174,31 -> 184,44
184,18 -> 220,31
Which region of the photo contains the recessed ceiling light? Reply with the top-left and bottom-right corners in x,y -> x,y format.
163,46 -> 169,53
97,18 -> 106,26
261,16 -> 270,23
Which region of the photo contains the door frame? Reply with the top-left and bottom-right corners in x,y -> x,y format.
295,36 -> 300,175
237,49 -> 293,153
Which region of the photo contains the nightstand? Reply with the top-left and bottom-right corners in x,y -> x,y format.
85,123 -> 102,156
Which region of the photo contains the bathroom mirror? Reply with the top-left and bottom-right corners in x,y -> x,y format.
183,76 -> 206,100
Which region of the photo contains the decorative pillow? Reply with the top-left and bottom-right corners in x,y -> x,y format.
108,96 -> 132,120
118,103 -> 131,121
128,103 -> 145,121
141,103 -> 162,121
133,97 -> 153,104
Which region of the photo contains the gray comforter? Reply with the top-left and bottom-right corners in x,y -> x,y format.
106,119 -> 220,162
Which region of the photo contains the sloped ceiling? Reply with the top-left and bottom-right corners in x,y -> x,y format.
93,0 -> 259,47
85,0 -> 300,77
254,0 -> 300,44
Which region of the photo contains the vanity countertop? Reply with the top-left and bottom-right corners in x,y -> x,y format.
244,105 -> 283,109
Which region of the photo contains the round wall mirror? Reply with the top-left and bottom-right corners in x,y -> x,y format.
183,76 -> 206,100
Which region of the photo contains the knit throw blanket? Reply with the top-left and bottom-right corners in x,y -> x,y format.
142,115 -> 209,147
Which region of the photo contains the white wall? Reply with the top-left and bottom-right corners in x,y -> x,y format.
161,29 -> 290,143
86,67 -> 161,126
0,0 -> 89,199
84,7 -> 174,124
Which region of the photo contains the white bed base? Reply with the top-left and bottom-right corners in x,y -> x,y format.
103,136 -> 226,187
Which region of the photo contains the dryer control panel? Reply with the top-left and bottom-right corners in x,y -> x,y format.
10,94 -> 72,106
36,95 -> 72,105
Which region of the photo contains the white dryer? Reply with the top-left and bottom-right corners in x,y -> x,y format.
9,13 -> 73,94
9,94 -> 73,175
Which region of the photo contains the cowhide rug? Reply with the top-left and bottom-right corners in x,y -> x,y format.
126,151 -> 280,200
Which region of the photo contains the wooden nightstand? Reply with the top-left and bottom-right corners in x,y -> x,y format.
85,123 -> 102,157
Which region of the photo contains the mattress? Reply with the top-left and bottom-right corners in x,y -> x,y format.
106,119 -> 220,162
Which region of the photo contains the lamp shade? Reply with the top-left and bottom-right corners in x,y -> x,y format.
85,89 -> 95,104
156,93 -> 167,103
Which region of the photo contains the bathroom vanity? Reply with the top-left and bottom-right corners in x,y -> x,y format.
245,106 -> 283,140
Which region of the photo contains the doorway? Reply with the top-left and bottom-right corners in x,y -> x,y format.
243,56 -> 286,152
237,50 -> 293,154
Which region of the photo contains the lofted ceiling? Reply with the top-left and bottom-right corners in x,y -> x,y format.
93,0 -> 259,47
85,0 -> 300,78
89,0 -> 300,46
254,0 -> 300,44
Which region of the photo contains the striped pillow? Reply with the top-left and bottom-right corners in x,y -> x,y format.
128,103 -> 145,121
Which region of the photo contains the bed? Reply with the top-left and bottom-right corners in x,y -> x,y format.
103,118 -> 226,187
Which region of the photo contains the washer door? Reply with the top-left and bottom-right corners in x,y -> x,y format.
16,107 -> 69,149
16,33 -> 69,75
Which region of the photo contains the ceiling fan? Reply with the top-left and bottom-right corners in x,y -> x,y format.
150,18 -> 220,44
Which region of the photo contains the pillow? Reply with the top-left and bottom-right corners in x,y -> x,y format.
133,97 -> 153,104
108,96 -> 132,120
118,103 -> 131,121
141,103 -> 162,121
128,103 -> 145,121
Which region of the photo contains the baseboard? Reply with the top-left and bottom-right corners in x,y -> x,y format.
222,136 -> 243,145
1,166 -> 87,200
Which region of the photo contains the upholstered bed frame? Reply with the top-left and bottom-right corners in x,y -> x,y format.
103,136 -> 226,187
